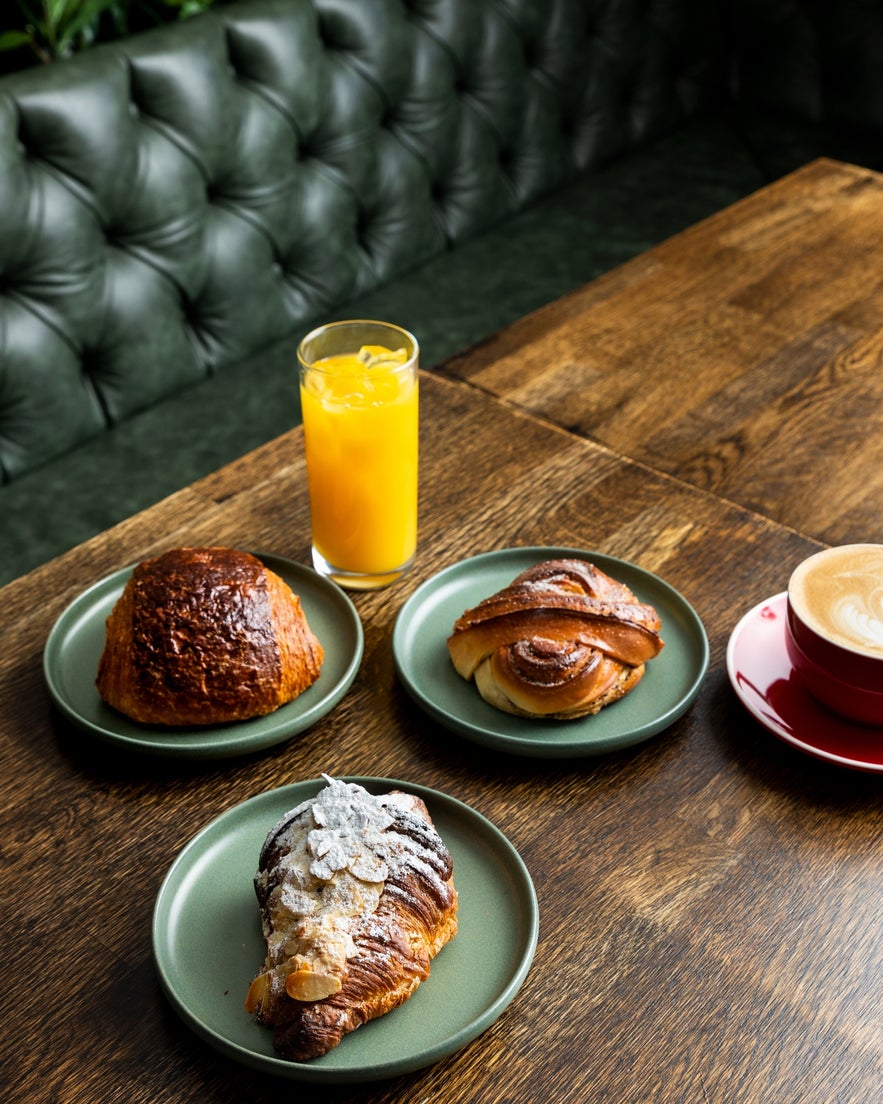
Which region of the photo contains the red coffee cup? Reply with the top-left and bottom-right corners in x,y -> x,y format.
785,545 -> 883,726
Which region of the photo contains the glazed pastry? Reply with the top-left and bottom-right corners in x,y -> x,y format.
447,558 -> 663,719
96,547 -> 323,725
245,776 -> 458,1061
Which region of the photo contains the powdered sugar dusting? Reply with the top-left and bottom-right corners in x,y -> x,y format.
255,776 -> 451,999
307,776 -> 395,881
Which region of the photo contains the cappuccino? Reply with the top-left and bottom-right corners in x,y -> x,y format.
788,544 -> 883,658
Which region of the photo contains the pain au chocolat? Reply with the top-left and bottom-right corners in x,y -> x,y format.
96,547 -> 323,726
447,558 -> 663,719
246,776 -> 458,1061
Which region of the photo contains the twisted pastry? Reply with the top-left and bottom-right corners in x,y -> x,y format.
447,559 -> 663,719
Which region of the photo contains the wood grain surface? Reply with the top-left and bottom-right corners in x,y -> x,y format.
1,367 -> 880,1104
438,158 -> 883,547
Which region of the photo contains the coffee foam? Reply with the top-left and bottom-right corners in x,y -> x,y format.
789,544 -> 883,657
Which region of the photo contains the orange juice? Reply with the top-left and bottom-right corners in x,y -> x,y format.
298,323 -> 418,588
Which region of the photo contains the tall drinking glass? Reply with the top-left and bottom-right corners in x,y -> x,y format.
298,320 -> 419,590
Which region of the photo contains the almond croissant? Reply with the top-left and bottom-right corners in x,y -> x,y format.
447,558 -> 663,719
245,777 -> 458,1061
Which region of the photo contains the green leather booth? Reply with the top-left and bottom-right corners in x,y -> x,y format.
1,0 -> 881,584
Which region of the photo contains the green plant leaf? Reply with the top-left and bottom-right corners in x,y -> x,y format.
62,0 -> 120,37
0,29 -> 33,51
46,0 -> 75,24
1,0 -> 217,64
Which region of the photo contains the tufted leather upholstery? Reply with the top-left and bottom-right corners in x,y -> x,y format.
3,0 -> 883,498
0,0 -> 728,484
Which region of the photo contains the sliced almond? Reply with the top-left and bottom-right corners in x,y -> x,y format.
285,967 -> 342,1001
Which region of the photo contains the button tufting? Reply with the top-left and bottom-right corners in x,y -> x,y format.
0,0 -> 748,489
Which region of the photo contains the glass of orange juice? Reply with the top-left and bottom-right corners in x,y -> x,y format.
297,320 -> 419,590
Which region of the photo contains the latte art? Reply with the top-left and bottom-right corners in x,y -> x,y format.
789,545 -> 883,657
829,591 -> 883,651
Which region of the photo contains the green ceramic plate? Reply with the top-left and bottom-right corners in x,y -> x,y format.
152,776 -> 538,1083
42,552 -> 362,758
393,546 -> 709,758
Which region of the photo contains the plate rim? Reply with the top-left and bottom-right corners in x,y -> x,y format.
726,591 -> 883,772
42,550 -> 364,758
151,775 -> 539,1083
392,545 -> 709,757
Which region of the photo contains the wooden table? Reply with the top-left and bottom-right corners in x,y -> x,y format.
2,162 -> 881,1104
439,158 -> 883,547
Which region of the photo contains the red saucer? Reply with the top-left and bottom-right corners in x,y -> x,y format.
726,593 -> 883,773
